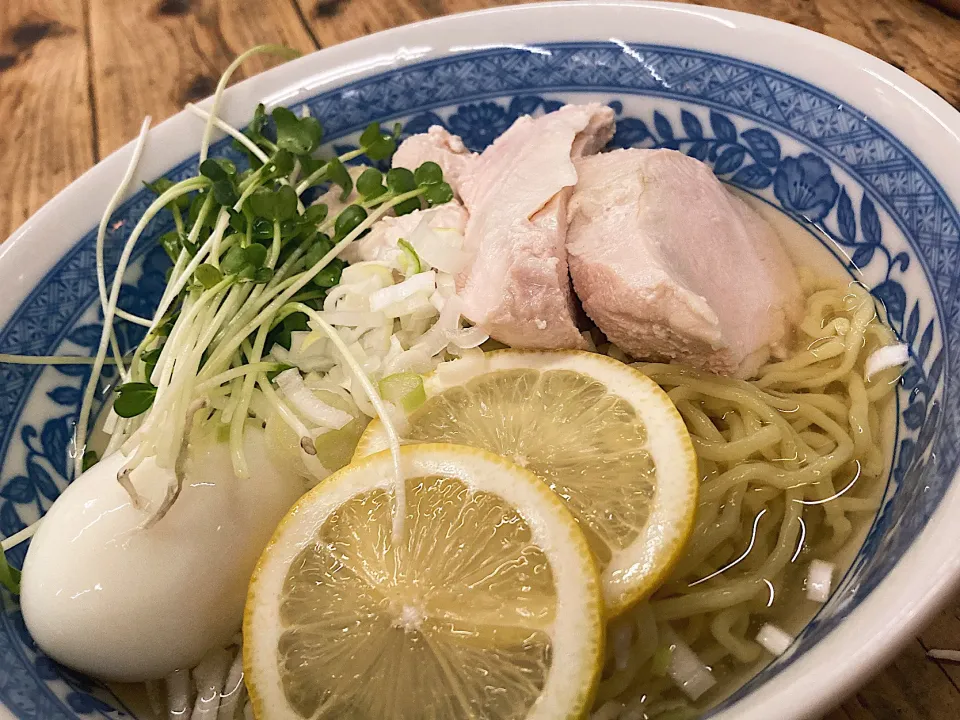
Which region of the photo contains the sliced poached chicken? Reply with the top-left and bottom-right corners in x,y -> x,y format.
567,148 -> 802,377
392,126 -> 477,199
453,104 -> 614,349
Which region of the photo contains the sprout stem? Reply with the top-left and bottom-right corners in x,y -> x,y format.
186,103 -> 270,166
1,521 -> 41,551
140,398 -> 208,529
289,303 -> 406,541
95,116 -> 153,373
75,177 -> 208,474
199,188 -> 425,378
194,363 -> 286,394
0,354 -> 119,366
198,44 -> 301,164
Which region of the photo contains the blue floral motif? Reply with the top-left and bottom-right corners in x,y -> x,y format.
0,42 -> 955,719
446,102 -> 512,151
772,153 -> 840,222
610,107 -> 781,191
402,96 -> 564,153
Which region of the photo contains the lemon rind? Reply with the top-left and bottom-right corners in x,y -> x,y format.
354,350 -> 699,617
244,443 -> 604,720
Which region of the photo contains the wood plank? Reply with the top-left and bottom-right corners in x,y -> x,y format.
918,596 -> 960,690
667,0 -> 960,109
816,0 -> 960,109
0,0 -> 94,242
828,638 -> 960,718
87,0 -> 320,157
293,0 -> 503,47
818,623 -> 960,720
822,706 -> 853,720
296,0 -> 960,109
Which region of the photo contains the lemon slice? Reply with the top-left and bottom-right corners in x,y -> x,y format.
244,444 -> 603,720
355,350 -> 698,615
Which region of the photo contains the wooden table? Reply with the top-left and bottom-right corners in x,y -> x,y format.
2,0 -> 959,717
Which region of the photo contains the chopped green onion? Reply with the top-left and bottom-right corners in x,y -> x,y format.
397,238 -> 422,275
378,372 -> 427,412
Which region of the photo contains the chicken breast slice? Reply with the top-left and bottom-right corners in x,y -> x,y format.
312,165 -> 366,219
340,201 -> 468,265
452,103 -> 615,349
567,148 -> 802,377
393,126 -> 477,199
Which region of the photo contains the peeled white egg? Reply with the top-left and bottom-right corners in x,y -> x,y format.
20,429 -> 304,682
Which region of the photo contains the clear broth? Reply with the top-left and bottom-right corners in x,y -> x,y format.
105,192 -> 894,719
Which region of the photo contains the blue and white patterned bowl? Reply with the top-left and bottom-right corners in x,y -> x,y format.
1,3 -> 959,719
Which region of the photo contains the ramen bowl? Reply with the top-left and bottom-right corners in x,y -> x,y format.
0,2 -> 958,719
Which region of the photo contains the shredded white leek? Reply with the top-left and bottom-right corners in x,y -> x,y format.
408,220 -> 470,273
275,369 -> 353,429
865,343 -> 909,381
661,624 -> 716,701
805,559 -> 835,603
290,304 -> 406,541
369,272 -> 436,312
756,623 -> 793,656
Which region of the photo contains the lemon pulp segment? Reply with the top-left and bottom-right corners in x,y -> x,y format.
354,351 -> 699,614
245,445 -> 604,720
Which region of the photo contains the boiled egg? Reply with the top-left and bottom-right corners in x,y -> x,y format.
20,429 -> 304,681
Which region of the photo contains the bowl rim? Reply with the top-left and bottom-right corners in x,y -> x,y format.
1,2 -> 960,719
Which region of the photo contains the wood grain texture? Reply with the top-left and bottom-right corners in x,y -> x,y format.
667,0 -> 960,110
0,0 -> 94,242
293,0 -> 500,47
3,0 -> 960,717
87,0 -> 320,156
831,637 -> 960,718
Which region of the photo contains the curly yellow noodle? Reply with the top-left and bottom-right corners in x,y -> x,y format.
711,608 -> 762,664
592,282 -> 900,718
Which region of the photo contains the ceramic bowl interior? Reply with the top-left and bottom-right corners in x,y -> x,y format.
0,3 -> 958,719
